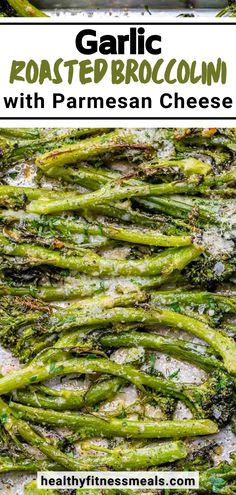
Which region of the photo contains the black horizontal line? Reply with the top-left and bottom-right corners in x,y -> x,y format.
0,117 -> 235,120
0,22 -> 235,26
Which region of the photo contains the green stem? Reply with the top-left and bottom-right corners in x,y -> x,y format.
139,157 -> 212,177
44,163 -> 116,190
1,213 -> 192,248
0,456 -> 60,473
50,306 -> 236,375
0,280 -> 106,301
89,222 -> 191,247
0,128 -> 41,139
1,285 -> 235,374
150,289 -> 236,315
6,0 -> 47,16
12,377 -> 124,411
0,437 -> 187,470
100,331 -> 224,372
0,185 -> 72,209
0,397 -> 86,470
0,238 -> 201,277
136,195 -> 228,226
27,167 -> 236,215
0,356 -> 221,413
12,402 -> 218,438
36,130 -> 147,171
1,129 -> 107,164
0,187 -> 185,230
0,272 -> 176,302
1,269 -> 180,310
26,178 -> 202,215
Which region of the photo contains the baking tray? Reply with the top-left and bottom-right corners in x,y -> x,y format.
35,1 -> 227,8
34,0 -> 227,16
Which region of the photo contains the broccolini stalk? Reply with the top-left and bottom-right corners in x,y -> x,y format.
0,279 -> 106,301
35,149 -> 231,222
36,129 -> 154,172
0,195 -> 161,230
12,387 -> 85,411
177,132 -> 236,151
49,305 -> 236,374
137,195 -> 236,228
1,128 -> 107,141
35,130 -> 217,180
150,289 -> 236,320
0,355 -> 200,398
41,163 -> 117,190
65,221 -> 192,247
0,290 -> 235,374
38,157 -> 211,189
0,438 -> 187,471
39,156 -> 212,227
0,212 -> 192,247
0,456 -> 60,473
0,237 -> 201,277
0,129 -> 108,166
65,291 -> 147,311
12,377 -> 124,411
0,128 -> 41,139
200,167 -> 236,193
217,5 -> 236,17
28,165 -> 236,215
0,356 -> 232,420
0,397 -> 90,470
11,403 -> 218,439
0,272 -> 176,302
85,201 -> 164,228
0,185 -> 73,209
138,157 -> 212,177
38,163 -> 236,242
100,332 -> 224,372
6,0 -> 47,16
0,291 -> 146,353
26,177 -> 203,215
